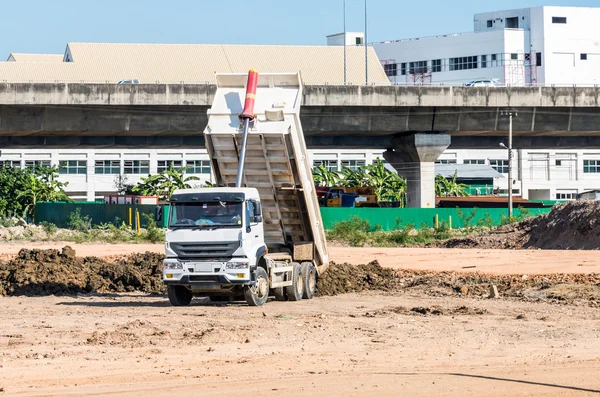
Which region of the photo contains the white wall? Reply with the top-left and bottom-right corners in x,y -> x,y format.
373,29 -> 525,85
327,32 -> 365,46
474,8 -> 532,32
540,7 -> 600,86
3,146 -> 600,202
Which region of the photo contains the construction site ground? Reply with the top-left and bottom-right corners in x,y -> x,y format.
1,242 -> 600,396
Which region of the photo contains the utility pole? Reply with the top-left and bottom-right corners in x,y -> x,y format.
364,0 -> 368,85
343,0 -> 347,85
500,110 -> 517,218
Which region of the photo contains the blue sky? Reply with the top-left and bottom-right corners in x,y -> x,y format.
1,0 -> 597,59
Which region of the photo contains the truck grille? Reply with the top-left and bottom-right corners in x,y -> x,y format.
189,275 -> 221,282
170,242 -> 239,259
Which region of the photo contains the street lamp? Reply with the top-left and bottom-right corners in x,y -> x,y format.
500,110 -> 517,218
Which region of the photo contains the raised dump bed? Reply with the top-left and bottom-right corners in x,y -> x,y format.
204,72 -> 328,270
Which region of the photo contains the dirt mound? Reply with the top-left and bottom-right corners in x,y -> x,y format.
317,261 -> 600,306
317,261 -> 397,296
367,305 -> 488,317
0,247 -> 165,296
434,201 -> 600,250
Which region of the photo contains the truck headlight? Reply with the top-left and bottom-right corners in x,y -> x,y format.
226,262 -> 249,269
164,262 -> 183,270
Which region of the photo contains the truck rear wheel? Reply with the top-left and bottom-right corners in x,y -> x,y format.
285,263 -> 303,301
167,285 -> 192,306
244,267 -> 269,307
301,262 -> 317,299
273,288 -> 287,301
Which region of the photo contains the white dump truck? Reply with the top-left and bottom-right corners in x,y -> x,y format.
155,71 -> 329,306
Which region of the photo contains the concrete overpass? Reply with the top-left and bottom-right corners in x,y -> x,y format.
3,83 -> 600,207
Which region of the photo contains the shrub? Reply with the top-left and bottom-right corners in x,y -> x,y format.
39,221 -> 57,235
67,208 -> 92,232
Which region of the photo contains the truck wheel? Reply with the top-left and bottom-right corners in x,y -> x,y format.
244,267 -> 269,307
167,285 -> 192,306
301,262 -> 317,299
273,288 -> 287,301
285,263 -> 303,301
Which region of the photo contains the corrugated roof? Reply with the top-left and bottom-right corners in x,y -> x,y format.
435,164 -> 505,179
0,43 -> 389,85
7,53 -> 64,62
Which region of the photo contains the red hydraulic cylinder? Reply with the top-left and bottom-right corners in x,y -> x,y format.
240,69 -> 259,120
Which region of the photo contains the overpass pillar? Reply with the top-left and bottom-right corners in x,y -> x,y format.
383,133 -> 451,208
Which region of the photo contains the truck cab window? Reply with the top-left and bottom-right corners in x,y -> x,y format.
246,200 -> 255,224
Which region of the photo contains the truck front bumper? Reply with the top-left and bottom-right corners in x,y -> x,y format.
163,258 -> 253,287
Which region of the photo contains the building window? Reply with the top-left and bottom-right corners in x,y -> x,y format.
431,59 -> 442,73
487,20 -> 493,28
355,37 -> 363,45
313,160 -> 338,172
464,159 -> 485,165
400,63 -> 407,75
157,160 -> 183,172
436,159 -> 457,164
481,55 -> 487,68
506,17 -> 519,28
536,52 -> 542,67
556,192 -> 576,200
449,56 -> 478,71
490,159 -> 509,174
581,53 -> 588,60
552,17 -> 567,24
583,160 -> 600,173
124,160 -> 150,175
409,60 -> 427,74
186,160 -> 211,174
555,160 -> 562,166
24,160 -> 51,168
341,160 -> 366,171
59,160 -> 87,175
384,63 -> 397,77
0,160 -> 21,168
511,53 -> 518,60
95,160 -> 121,174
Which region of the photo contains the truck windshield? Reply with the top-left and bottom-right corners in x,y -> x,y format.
168,202 -> 243,228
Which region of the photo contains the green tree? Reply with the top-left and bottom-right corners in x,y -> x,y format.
435,171 -> 469,197
11,166 -> 70,220
157,165 -> 201,199
133,166 -> 201,200
312,165 -> 342,187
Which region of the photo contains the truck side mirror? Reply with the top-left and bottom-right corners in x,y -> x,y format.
154,206 -> 163,223
254,201 -> 262,217
254,215 -> 263,223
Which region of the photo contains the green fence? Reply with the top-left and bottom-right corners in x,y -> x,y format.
35,203 -> 159,228
35,203 -> 552,231
319,207 -> 551,231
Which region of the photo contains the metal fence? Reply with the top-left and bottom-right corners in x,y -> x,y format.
35,202 -> 551,231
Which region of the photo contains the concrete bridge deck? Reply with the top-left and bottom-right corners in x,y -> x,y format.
1,84 -> 600,150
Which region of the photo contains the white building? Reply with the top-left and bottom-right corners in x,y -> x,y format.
373,6 -> 600,87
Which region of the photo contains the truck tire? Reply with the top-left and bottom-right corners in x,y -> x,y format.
273,288 -> 287,301
301,262 -> 317,299
167,285 -> 192,306
285,263 -> 303,301
244,267 -> 269,307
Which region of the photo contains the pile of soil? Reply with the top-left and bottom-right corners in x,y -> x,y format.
433,201 -> 600,250
317,261 -> 600,306
316,261 -> 398,296
0,247 -> 165,296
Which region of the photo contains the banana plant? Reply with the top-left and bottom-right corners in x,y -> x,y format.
312,165 -> 341,187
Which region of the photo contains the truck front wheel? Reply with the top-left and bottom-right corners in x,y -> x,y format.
244,267 -> 269,307
167,285 -> 193,306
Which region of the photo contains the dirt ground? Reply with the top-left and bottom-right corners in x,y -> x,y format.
2,243 -> 600,396
2,292 -> 600,396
